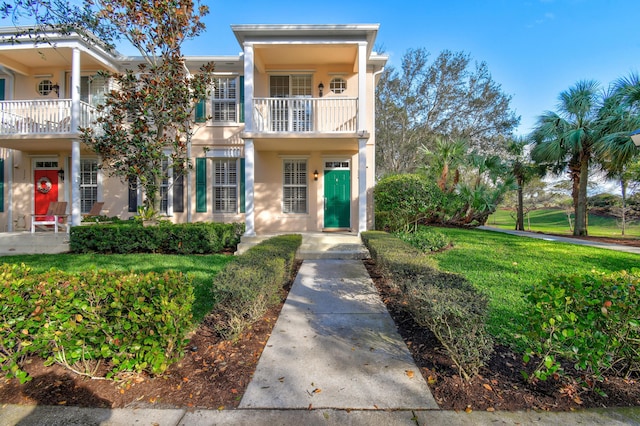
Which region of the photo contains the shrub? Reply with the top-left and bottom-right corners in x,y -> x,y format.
523,270 -> 640,383
361,231 -> 493,380
374,174 -> 444,232
395,227 -> 451,253
0,264 -> 194,381
211,234 -> 301,341
70,221 -> 244,254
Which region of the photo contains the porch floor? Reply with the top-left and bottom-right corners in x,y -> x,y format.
236,232 -> 370,260
0,232 -> 70,256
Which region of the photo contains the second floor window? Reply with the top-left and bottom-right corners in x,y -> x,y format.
213,77 -> 237,123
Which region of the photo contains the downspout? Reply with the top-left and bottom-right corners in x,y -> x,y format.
370,66 -> 385,231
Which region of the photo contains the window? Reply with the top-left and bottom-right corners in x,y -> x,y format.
80,159 -> 98,213
330,77 -> 346,94
128,176 -> 138,213
212,77 -> 237,122
283,160 -> 307,214
159,166 -> 185,215
37,80 -> 54,96
213,159 -> 238,213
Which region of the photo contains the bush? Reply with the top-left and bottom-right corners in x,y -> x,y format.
361,231 -> 493,380
0,264 -> 194,382
211,234 -> 301,341
523,270 -> 640,382
70,221 -> 244,254
374,174 -> 444,232
395,227 -> 451,253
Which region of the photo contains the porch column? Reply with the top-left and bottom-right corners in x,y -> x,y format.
70,47 -> 81,226
357,41 -> 367,132
242,43 -> 255,236
358,138 -> 367,234
244,139 -> 255,236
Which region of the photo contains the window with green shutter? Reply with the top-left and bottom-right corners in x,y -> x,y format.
196,158 -> 207,212
195,99 -> 207,123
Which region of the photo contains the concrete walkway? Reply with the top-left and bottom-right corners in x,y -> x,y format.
478,225 -> 640,255
1,232 -> 640,424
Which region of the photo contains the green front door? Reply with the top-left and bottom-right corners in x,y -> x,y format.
324,169 -> 350,228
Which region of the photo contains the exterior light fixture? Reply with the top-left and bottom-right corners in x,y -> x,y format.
52,83 -> 60,96
631,129 -> 640,147
314,170 -> 319,181
318,82 -> 324,97
57,169 -> 64,181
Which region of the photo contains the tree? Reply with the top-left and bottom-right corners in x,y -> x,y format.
531,80 -> 604,236
375,48 -> 520,177
418,136 -> 466,192
504,136 -> 545,231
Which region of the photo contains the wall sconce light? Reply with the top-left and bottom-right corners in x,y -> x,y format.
52,84 -> 60,96
631,129 -> 640,147
57,169 -> 64,181
318,82 -> 324,97
314,170 -> 319,181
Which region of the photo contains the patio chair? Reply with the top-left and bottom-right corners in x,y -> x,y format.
31,201 -> 69,233
82,202 -> 105,222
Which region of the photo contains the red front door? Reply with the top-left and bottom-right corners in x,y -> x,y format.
34,170 -> 59,215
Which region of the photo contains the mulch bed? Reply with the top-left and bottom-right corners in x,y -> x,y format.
1,251 -> 639,411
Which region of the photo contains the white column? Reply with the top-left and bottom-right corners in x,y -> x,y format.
6,149 -> 13,231
358,138 -> 367,234
357,42 -> 367,132
71,47 -> 81,227
244,139 -> 255,236
243,43 -> 254,132
242,43 -> 256,236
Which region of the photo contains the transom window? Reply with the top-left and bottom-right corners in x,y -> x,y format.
212,77 -> 237,122
283,160 -> 307,214
80,159 -> 98,213
329,77 -> 347,94
213,159 -> 238,213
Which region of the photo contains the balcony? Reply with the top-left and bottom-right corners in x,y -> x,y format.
0,99 -> 99,136
252,97 -> 358,134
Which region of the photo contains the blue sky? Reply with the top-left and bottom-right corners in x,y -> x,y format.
173,0 -> 640,136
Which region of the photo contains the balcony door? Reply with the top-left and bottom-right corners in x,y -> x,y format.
269,75 -> 312,132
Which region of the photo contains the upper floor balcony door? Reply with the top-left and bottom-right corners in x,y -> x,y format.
269,75 -> 312,132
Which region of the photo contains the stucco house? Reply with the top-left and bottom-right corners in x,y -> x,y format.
0,24 -> 387,236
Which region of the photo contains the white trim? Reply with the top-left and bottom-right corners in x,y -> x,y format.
206,147 -> 242,158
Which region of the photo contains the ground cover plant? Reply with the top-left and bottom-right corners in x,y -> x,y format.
488,208 -> 640,238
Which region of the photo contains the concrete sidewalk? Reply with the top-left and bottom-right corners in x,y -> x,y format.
478,225 -> 640,255
239,259 -> 437,410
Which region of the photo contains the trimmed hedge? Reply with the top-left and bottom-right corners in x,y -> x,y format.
70,222 -> 244,254
211,234 -> 302,341
0,263 -> 194,383
362,231 -> 493,380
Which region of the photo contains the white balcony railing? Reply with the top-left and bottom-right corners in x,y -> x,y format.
252,97 -> 358,133
0,99 -> 99,135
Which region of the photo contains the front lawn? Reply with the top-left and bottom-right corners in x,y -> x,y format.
0,253 -> 233,322
428,227 -> 639,349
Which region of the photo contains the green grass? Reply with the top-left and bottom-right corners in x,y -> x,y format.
429,226 -> 639,349
487,208 -> 640,238
0,253 -> 234,323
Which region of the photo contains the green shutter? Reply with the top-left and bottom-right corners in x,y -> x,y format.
0,79 -> 5,101
0,158 -> 4,212
195,99 -> 206,123
239,76 -> 245,123
196,158 -> 207,212
239,158 -> 245,213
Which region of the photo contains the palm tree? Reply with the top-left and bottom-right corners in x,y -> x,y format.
531,80 -> 602,236
505,136 -> 544,231
419,136 -> 467,192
